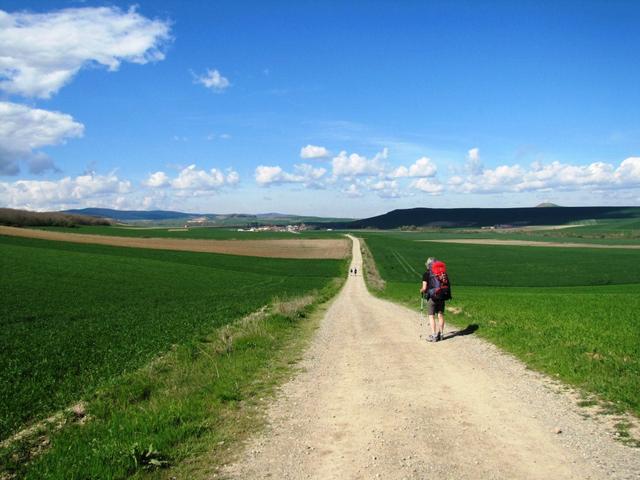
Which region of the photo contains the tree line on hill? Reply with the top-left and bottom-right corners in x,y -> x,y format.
0,208 -> 111,228
314,206 -> 640,230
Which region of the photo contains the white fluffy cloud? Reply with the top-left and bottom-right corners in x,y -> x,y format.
410,178 -> 444,195
466,147 -> 483,175
193,69 -> 230,92
390,156 -> 437,178
616,157 -> 640,184
255,163 -> 326,187
369,179 -> 401,198
449,157 -> 640,194
226,169 -> 240,185
145,165 -> 239,192
300,144 -> 330,159
255,166 -> 283,185
332,148 -> 388,177
0,101 -> 84,175
254,147 -> 442,199
344,183 -> 363,198
0,171 -> 131,210
2,164 -> 241,211
172,165 -> 225,190
0,6 -> 171,98
143,171 -> 170,188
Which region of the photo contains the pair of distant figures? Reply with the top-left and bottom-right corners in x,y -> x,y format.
349,267 -> 358,276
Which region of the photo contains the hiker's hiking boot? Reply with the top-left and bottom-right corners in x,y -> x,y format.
428,334 -> 438,342
437,332 -> 443,341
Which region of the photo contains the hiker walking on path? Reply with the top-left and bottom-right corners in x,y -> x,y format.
225,236 -> 639,480
420,257 -> 451,342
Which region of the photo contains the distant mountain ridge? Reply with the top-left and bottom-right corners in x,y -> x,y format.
63,208 -> 198,221
60,206 -> 640,229
327,206 -> 640,230
62,208 -> 353,224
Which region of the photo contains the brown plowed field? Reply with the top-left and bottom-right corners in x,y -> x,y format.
0,226 -> 349,259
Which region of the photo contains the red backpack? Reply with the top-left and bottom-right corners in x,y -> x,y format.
428,260 -> 452,301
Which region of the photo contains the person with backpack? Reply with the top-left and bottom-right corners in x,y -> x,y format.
420,257 -> 452,342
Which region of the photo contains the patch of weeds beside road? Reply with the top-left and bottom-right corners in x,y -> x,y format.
358,236 -> 385,293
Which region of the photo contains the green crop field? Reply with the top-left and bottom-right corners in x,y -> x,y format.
360,232 -> 640,416
349,221 -> 640,245
360,233 -> 640,286
34,225 -> 341,240
0,235 -> 344,442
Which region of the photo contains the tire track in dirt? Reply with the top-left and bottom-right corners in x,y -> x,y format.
221,236 -> 639,479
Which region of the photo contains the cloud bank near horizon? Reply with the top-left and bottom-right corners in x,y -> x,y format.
2,147 -> 639,212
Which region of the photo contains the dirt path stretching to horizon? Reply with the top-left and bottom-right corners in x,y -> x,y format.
221,236 -> 639,479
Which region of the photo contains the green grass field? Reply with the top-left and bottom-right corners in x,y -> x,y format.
360,233 -> 640,286
350,219 -> 640,245
3,278 -> 344,479
360,232 -> 640,417
34,225 -> 341,240
0,235 -> 344,442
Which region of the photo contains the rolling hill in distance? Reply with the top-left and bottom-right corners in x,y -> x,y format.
64,208 -> 198,221
62,205 -> 640,229
3,206 -> 639,230
62,208 -> 355,226
326,205 -> 640,230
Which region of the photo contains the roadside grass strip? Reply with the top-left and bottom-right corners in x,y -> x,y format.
358,238 -> 385,292
1,280 -> 343,479
359,232 -> 640,421
0,235 -> 345,446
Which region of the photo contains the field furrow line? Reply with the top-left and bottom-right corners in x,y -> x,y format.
393,249 -> 420,277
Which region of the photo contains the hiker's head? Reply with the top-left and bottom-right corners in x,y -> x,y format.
425,257 -> 435,268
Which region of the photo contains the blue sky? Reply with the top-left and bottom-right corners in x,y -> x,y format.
1,0 -> 639,217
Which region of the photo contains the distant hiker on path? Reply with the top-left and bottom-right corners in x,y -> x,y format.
420,257 -> 452,342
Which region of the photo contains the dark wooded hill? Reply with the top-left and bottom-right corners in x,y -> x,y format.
319,206 -> 640,230
0,208 -> 111,227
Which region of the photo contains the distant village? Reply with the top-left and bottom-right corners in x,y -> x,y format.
183,216 -> 311,233
236,224 -> 310,233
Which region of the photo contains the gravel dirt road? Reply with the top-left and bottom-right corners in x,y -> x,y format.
222,236 -> 639,479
